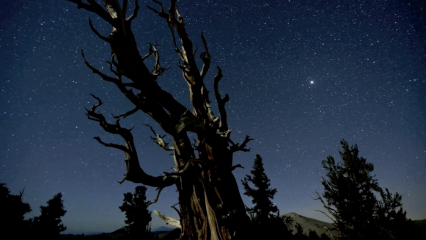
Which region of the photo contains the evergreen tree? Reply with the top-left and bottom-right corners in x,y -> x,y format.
0,183 -> 32,237
119,186 -> 152,240
242,154 -> 292,239
242,154 -> 278,222
32,193 -> 67,239
315,139 -> 412,240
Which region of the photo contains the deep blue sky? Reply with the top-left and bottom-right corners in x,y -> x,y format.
1,0 -> 425,235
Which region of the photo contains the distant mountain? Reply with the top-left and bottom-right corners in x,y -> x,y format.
107,226 -> 180,240
413,218 -> 426,227
67,214 -> 425,240
284,212 -> 338,239
285,212 -> 426,239
110,226 -> 126,235
153,226 -> 177,233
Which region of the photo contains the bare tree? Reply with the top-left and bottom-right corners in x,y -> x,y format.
68,1 -> 253,239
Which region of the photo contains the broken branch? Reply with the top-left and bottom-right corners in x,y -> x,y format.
213,66 -> 229,131
145,124 -> 174,151
88,18 -> 109,42
229,135 -> 253,152
81,50 -> 119,84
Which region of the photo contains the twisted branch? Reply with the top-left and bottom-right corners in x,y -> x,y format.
200,32 -> 211,79
146,186 -> 164,206
81,50 -> 119,84
112,107 -> 139,119
214,66 -> 229,132
148,43 -> 171,77
94,136 -> 129,153
88,18 -> 110,42
85,94 -> 177,188
127,0 -> 140,22
145,124 -> 174,151
229,135 -> 253,152
68,0 -> 115,26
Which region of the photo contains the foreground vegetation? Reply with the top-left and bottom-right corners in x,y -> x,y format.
2,140 -> 426,240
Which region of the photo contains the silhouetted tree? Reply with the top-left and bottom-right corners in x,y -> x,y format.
0,183 -> 32,237
242,154 -> 278,222
32,193 -> 67,239
67,1 -> 253,239
119,186 -> 152,240
315,139 -> 413,240
319,233 -> 332,240
242,154 -> 292,239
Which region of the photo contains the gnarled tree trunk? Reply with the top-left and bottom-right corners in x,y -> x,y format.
68,1 -> 253,239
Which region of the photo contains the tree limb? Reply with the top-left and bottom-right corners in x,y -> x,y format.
164,158 -> 204,177
88,18 -> 110,42
199,32 -> 211,79
93,136 -> 129,153
213,66 -> 229,132
147,0 -> 168,19
229,135 -> 253,152
81,50 -> 120,84
146,186 -> 164,206
153,210 -> 181,229
127,0 -> 140,22
230,164 -> 244,172
86,94 -> 177,188
145,124 -> 174,151
112,107 -> 139,119
148,43 -> 171,78
68,0 -> 115,26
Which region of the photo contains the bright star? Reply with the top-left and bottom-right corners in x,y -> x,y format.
310,80 -> 314,84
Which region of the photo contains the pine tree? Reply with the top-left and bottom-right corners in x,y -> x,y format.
119,186 -> 152,240
0,183 -> 32,237
315,139 -> 410,240
242,154 -> 278,222
32,193 -> 67,239
242,154 -> 293,239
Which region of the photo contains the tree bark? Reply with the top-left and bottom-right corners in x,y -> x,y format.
69,1 -> 253,239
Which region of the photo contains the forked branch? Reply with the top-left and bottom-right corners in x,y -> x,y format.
229,135 -> 253,152
147,43 -> 171,78
145,124 -> 174,151
146,186 -> 164,206
214,66 -> 229,131
127,0 -> 140,22
94,136 -> 129,153
81,50 -> 120,84
199,32 -> 211,79
88,18 -> 109,42
68,0 -> 115,26
85,94 -> 177,188
112,107 -> 139,119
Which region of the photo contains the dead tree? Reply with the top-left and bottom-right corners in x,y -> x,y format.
68,1 -> 254,239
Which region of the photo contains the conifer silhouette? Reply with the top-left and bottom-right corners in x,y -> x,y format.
0,183 -> 32,237
32,193 -> 67,239
316,139 -> 415,239
242,154 -> 278,222
242,154 -> 292,239
119,186 -> 152,240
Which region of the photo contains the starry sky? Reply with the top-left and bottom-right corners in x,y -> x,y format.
1,0 -> 425,235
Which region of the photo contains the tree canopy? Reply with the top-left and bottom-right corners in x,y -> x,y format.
32,193 -> 67,239
316,139 -> 418,240
119,186 -> 152,240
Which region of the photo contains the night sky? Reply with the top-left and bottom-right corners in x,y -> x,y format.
1,0 -> 425,235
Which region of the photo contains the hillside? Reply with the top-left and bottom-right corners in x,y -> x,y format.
284,212 -> 338,239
